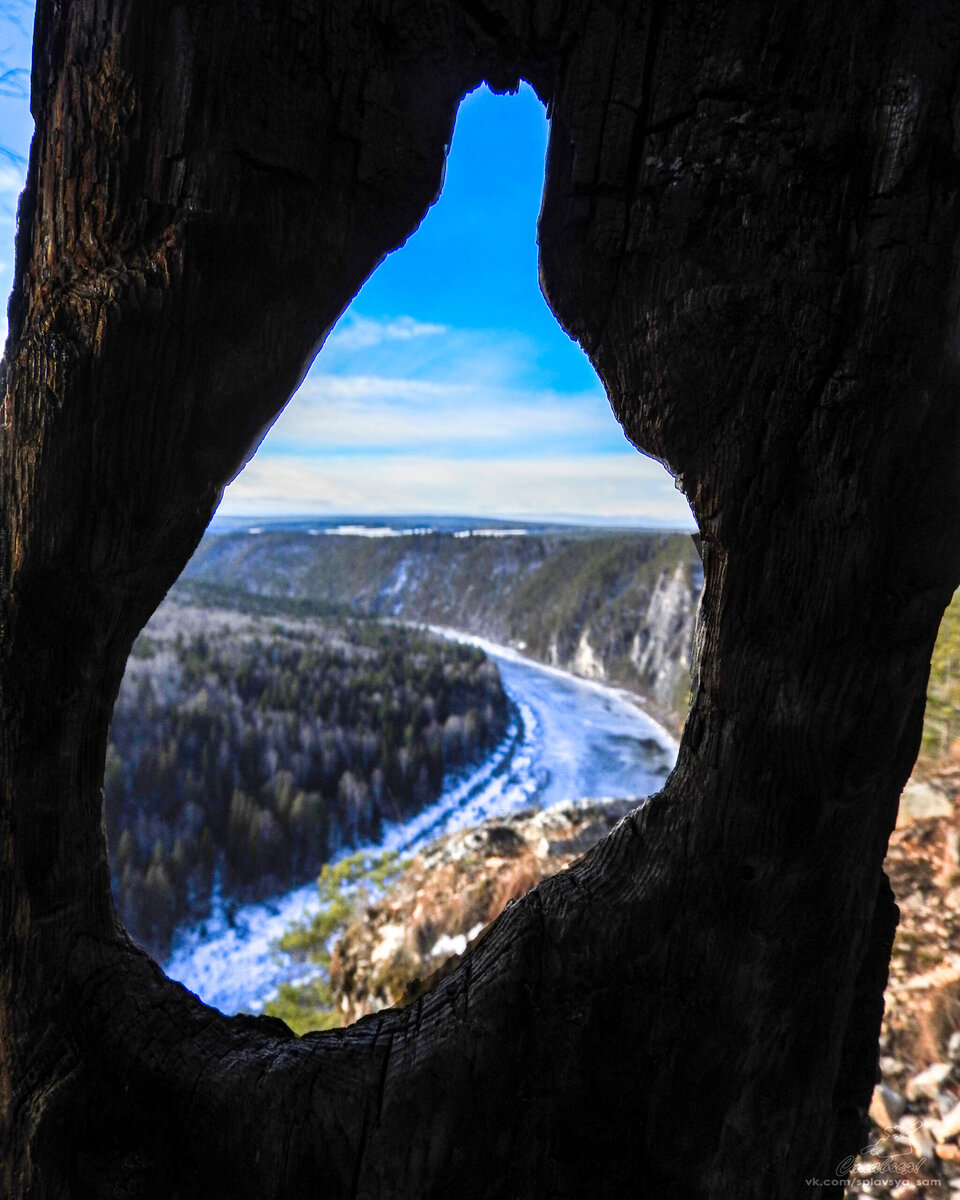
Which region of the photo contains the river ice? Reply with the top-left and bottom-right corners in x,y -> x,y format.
163,638 -> 678,1015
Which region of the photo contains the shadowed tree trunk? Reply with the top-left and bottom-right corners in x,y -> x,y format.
3,1 -> 960,1196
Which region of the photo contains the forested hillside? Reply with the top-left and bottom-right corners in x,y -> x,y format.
181,528 -> 702,729
106,601 -> 508,957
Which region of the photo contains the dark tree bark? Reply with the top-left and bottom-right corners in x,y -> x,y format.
3,1 -> 960,1196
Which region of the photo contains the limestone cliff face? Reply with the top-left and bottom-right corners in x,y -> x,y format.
182,528 -> 702,729
629,561 -> 702,715
546,558 -> 700,718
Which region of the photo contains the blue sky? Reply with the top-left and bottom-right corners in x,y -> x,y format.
0,5 -> 693,527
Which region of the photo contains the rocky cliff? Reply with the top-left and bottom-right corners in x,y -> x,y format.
271,759 -> 960,1190
180,528 -> 702,731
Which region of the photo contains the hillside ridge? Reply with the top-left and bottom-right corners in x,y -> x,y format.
180,529 -> 702,732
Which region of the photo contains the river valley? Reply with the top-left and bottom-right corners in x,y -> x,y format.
163,635 -> 678,1015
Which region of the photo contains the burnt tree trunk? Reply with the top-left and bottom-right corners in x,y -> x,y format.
3,1 -> 960,1197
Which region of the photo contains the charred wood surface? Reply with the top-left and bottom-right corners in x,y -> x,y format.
3,1 -> 960,1197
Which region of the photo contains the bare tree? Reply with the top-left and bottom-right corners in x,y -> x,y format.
2,1 -> 960,1196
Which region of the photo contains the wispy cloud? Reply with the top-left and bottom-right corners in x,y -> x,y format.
0,161 -> 25,224
316,312 -> 548,390
264,372 -> 620,457
234,307 -> 689,522
299,375 -> 455,404
326,313 -> 448,353
258,309 -> 624,461
0,0 -> 34,41
221,452 -> 694,527
0,163 -> 24,193
0,66 -> 28,100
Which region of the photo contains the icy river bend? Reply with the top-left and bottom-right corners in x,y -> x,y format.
163,635 -> 679,1014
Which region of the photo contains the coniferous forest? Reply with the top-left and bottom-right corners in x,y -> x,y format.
105,595 -> 509,957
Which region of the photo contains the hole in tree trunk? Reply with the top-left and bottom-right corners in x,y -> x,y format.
102,83 -> 700,1024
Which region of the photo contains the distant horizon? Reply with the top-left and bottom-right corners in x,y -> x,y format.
208,511 -> 696,533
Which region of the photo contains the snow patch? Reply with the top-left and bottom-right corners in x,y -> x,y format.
453,528 -> 530,538
430,932 -> 467,958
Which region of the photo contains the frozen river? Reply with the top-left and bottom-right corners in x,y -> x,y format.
164,636 -> 678,1014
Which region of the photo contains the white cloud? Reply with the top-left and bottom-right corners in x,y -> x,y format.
315,311 -> 547,392
0,164 -> 26,195
261,307 -> 625,459
220,452 -> 694,527
325,314 -> 448,353
242,308 -> 674,512
266,373 -> 618,452
298,374 -> 455,404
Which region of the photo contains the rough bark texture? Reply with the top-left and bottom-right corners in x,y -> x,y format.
3,1 -> 960,1197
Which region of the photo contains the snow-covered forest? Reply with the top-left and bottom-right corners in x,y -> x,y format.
105,597 -> 509,956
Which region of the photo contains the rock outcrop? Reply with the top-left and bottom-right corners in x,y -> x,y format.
326,798 -> 641,1024
844,745 -> 960,1191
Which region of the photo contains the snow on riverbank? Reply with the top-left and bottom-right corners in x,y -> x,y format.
429,625 -> 680,754
163,635 -> 677,1015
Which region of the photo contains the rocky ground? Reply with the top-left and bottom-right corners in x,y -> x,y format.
851,750 -> 960,1196
318,755 -> 960,1196
326,796 -> 639,1023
